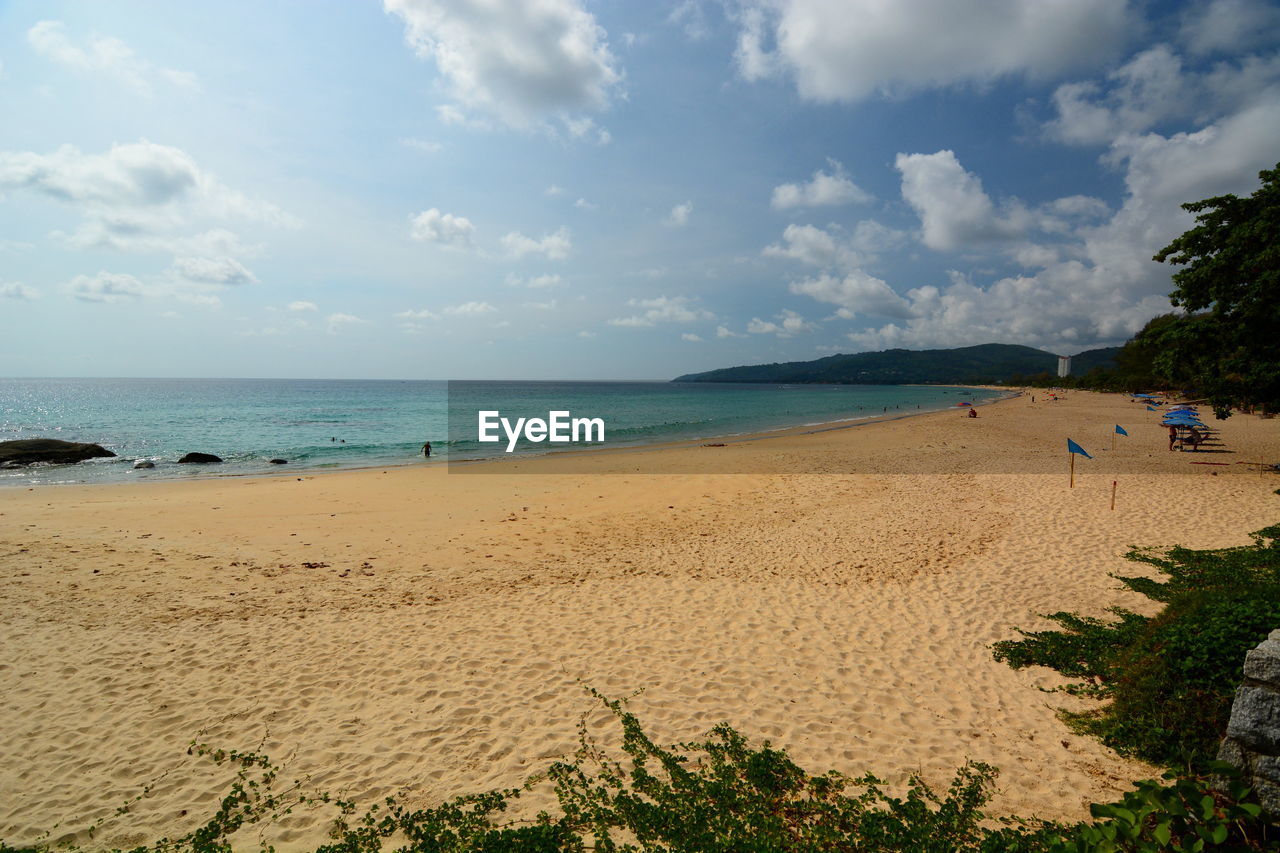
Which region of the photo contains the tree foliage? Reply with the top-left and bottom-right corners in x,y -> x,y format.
1148,163 -> 1280,417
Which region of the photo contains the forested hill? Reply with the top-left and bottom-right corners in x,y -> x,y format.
673,343 -> 1121,385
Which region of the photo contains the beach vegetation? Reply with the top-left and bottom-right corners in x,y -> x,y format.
2,692 -> 1274,852
993,524 -> 1280,770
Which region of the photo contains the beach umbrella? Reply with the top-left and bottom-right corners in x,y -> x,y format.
957,401 -> 973,407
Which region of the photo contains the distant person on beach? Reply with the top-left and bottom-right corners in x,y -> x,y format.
1168,425 -> 1177,451
968,408 -> 978,418
422,442 -> 431,458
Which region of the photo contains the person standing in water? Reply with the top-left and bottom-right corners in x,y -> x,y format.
422,442 -> 432,458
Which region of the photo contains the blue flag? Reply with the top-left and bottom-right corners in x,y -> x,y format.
1067,439 -> 1093,458
1115,425 -> 1128,436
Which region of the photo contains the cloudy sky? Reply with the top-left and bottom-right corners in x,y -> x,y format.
1,0 -> 1278,379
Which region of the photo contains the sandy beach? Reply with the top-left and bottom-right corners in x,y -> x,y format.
2,390 -> 1278,849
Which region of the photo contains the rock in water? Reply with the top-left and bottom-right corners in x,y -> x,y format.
177,452 -> 223,464
0,439 -> 116,466
133,460 -> 156,469
268,458 -> 288,465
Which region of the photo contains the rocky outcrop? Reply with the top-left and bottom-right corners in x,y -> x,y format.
177,452 -> 222,464
1218,628 -> 1280,814
0,439 -> 116,466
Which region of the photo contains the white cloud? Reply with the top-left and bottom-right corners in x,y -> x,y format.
506,272 -> 563,288
0,142 -> 283,219
573,197 -> 597,210
832,95 -> 1280,353
1043,44 -> 1280,146
170,256 -> 257,285
608,295 -> 713,327
665,201 -> 693,227
577,330 -> 596,338
668,0 -> 712,40
681,332 -> 704,342
288,301 -> 318,312
789,271 -> 914,320
396,308 -> 437,320
1044,46 -> 1186,146
409,207 -> 475,249
400,137 -> 445,153
1046,195 -> 1111,219
715,325 -> 744,338
326,313 -> 369,333
895,150 -> 1029,250
27,20 -> 197,95
0,281 -> 38,300
563,116 -> 611,145
0,142 -> 294,290
384,0 -> 623,134
1180,0 -> 1280,56
764,224 -> 847,270
443,300 -> 496,316
746,309 -> 815,337
771,160 -> 871,209
734,0 -> 1131,102
69,271 -> 147,303
502,227 -> 571,259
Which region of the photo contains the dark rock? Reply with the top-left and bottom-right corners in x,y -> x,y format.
268,458 -> 288,465
177,452 -> 223,464
1226,685 -> 1280,754
1244,631 -> 1280,684
133,460 -> 156,469
0,439 -> 116,466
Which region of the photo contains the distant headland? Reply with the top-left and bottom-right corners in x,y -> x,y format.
673,342 -> 1120,385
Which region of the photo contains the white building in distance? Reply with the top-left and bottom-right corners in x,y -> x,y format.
1057,355 -> 1072,378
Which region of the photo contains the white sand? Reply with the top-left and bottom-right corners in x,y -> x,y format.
2,390 -> 1277,849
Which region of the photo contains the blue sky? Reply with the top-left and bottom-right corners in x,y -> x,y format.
1,0 -> 1278,379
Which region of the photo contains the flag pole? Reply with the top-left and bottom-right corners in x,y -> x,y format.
1070,451 -> 1075,488
1111,480 -> 1117,511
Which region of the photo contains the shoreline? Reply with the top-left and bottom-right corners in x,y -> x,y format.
3,389 -> 1277,849
1,384 -> 1013,488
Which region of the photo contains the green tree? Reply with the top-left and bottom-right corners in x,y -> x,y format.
1150,162 -> 1280,417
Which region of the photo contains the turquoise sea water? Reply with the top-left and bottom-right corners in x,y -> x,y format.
0,378 -> 1008,485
